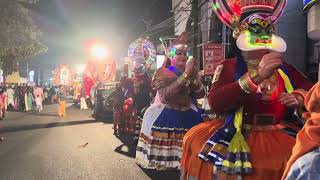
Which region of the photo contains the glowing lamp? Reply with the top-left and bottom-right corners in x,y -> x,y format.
90,44 -> 108,60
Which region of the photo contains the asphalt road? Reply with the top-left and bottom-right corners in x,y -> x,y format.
0,104 -> 179,180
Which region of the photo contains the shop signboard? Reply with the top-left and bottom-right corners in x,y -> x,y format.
203,43 -> 224,75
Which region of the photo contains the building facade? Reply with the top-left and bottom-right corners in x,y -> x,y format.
172,0 -> 320,80
304,0 -> 320,81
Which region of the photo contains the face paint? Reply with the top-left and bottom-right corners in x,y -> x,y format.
133,64 -> 146,76
246,18 -> 274,48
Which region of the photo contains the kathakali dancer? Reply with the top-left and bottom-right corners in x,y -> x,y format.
131,57 -> 153,140
135,32 -> 205,170
124,38 -> 156,136
119,74 -> 135,134
121,58 -> 152,136
181,0 -> 314,179
119,70 -> 148,135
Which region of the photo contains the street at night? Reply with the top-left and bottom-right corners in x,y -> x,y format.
0,104 -> 179,180
1,0 -> 320,179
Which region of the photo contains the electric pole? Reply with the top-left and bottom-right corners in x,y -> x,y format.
192,0 -> 199,59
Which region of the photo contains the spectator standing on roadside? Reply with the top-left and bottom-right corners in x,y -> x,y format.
58,86 -> 67,117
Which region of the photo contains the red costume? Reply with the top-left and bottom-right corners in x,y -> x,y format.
119,39 -> 155,136
119,72 -> 152,135
209,61 -> 313,125
0,92 -> 6,118
83,63 -> 96,98
181,59 -> 313,180
119,76 -> 135,134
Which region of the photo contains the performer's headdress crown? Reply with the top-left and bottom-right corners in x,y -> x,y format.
128,38 -> 156,65
212,0 -> 287,52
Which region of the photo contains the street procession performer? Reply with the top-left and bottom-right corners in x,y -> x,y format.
109,82 -> 125,136
181,0 -> 314,179
131,57 -> 153,140
117,61 -> 152,136
122,38 -> 155,137
136,32 -> 206,170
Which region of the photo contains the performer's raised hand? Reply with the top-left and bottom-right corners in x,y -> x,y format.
185,58 -> 196,76
253,52 -> 283,84
190,60 -> 200,79
278,93 -> 300,108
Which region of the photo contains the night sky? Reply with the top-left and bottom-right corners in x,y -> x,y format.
30,0 -> 172,65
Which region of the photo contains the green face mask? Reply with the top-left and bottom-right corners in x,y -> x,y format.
247,19 -> 273,48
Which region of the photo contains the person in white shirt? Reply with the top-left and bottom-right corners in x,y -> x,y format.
6,86 -> 14,110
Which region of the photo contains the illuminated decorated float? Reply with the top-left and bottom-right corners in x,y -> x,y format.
82,41 -> 117,118
82,43 -> 117,98
53,64 -> 75,86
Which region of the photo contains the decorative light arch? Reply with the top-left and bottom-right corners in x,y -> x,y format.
128,38 -> 156,65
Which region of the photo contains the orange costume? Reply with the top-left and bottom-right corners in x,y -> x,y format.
282,82 -> 320,179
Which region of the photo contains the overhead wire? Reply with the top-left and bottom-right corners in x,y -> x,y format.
141,0 -> 214,45
143,15 -> 191,37
141,14 -> 184,37
124,0 -> 162,41
172,0 -> 186,11
141,0 -> 194,37
147,16 -> 177,31
184,0 -> 194,5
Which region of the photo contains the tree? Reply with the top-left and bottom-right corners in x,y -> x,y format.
0,0 -> 47,79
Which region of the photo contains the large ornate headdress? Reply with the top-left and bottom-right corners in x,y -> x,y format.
128,37 -> 156,75
128,38 -> 156,65
212,0 -> 287,52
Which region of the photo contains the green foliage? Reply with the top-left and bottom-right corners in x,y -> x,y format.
0,0 -> 47,76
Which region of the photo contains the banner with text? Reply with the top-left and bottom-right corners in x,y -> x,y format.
203,43 -> 224,75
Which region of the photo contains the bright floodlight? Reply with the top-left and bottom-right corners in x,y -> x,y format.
91,44 -> 108,60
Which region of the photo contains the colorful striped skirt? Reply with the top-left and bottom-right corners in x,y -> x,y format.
136,103 -> 203,170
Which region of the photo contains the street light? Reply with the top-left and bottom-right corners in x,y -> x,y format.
90,44 -> 108,60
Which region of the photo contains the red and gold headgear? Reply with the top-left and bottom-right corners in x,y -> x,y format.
212,0 -> 287,52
